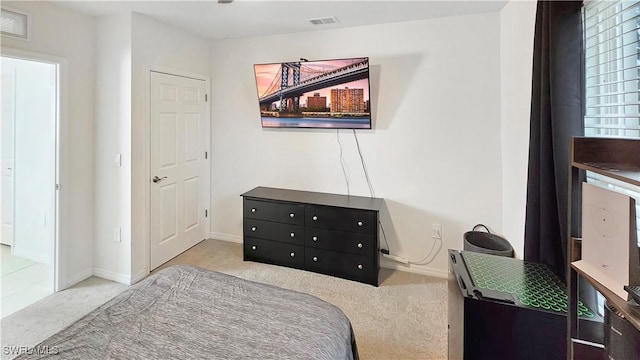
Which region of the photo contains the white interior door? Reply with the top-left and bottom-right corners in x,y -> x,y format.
1,65 -> 15,246
150,71 -> 207,270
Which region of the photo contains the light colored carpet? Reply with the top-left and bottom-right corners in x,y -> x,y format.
156,239 -> 448,360
1,276 -> 128,360
2,239 -> 447,359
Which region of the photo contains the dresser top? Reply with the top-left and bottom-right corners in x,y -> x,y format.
241,186 -> 384,212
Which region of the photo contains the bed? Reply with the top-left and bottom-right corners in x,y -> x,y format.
18,265 -> 359,359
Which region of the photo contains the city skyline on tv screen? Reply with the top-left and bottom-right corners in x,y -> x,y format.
253,57 -> 371,129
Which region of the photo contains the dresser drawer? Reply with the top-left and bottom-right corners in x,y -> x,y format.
244,199 -> 304,225
305,228 -> 374,256
306,205 -> 376,234
306,247 -> 375,284
244,219 -> 304,245
244,237 -> 304,268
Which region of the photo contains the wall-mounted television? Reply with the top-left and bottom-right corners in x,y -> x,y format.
253,57 -> 371,129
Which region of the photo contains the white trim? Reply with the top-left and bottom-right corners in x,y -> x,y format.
210,232 -> 448,279
61,268 -> 93,290
0,48 -> 68,293
210,232 -> 242,244
0,6 -> 31,42
144,65 -> 211,274
93,267 -> 130,285
380,258 -> 448,279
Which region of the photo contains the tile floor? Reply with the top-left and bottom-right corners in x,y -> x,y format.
0,244 -> 52,318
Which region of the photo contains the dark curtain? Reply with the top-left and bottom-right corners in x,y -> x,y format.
524,0 -> 584,280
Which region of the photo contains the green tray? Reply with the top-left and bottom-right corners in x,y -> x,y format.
462,251 -> 595,317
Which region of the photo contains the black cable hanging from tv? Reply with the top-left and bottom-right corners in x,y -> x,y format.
353,129 -> 375,198
336,129 -> 350,196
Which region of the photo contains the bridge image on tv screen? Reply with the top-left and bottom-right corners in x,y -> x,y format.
253,57 -> 371,129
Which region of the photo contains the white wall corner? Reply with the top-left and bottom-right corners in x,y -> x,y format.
499,0 -> 537,258
61,267 -> 94,290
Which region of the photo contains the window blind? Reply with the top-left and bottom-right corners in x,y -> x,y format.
583,0 -> 640,246
584,0 -> 640,137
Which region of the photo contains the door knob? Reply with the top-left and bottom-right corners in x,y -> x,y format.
152,176 -> 167,183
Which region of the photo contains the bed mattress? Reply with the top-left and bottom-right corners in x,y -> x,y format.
17,265 -> 358,360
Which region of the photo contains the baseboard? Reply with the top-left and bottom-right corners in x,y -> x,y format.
380,258 -> 448,279
211,232 -> 447,279
130,268 -> 149,284
92,267 -> 130,285
61,268 -> 94,290
210,232 -> 242,244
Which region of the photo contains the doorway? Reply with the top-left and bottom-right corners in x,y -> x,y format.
1,55 -> 58,317
148,70 -> 209,270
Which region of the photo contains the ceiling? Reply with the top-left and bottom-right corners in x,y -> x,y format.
54,0 -> 508,41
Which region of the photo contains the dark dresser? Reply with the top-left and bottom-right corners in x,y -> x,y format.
241,187 -> 384,286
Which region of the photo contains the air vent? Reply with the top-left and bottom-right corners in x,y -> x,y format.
1,8 -> 28,39
308,17 -> 338,25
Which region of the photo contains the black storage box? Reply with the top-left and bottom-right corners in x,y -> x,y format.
448,249 -> 602,360
604,302 -> 640,359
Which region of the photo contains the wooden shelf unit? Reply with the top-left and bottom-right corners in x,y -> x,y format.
571,261 -> 640,330
567,137 -> 640,359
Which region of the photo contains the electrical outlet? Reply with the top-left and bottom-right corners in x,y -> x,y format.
432,224 -> 442,239
113,227 -> 121,242
113,153 -> 122,167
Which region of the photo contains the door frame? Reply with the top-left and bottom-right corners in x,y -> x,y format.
143,65 -> 210,277
1,47 -> 68,292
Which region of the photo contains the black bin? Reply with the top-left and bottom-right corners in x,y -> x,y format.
464,224 -> 514,257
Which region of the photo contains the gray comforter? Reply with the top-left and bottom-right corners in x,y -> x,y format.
18,265 -> 358,359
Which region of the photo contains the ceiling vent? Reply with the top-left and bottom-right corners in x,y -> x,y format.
1,8 -> 29,39
308,17 -> 338,25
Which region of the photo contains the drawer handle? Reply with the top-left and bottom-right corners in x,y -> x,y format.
290,252 -> 295,257
357,243 -> 363,248
289,213 -> 295,218
251,226 -> 257,232
312,236 -> 318,242
312,215 -> 318,221
313,256 -> 318,262
357,221 -> 363,227
251,208 -> 257,213
251,245 -> 257,250
357,264 -> 363,270
290,232 -> 295,238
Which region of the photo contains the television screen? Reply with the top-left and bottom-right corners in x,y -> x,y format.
253,57 -> 371,129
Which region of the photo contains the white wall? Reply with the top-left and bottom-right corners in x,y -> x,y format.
1,1 -> 95,288
93,12 -> 212,284
95,13 -> 209,283
0,1 -> 537,283
129,12 -> 211,282
93,13 -> 133,283
499,0 -> 537,258
209,13 -> 503,277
